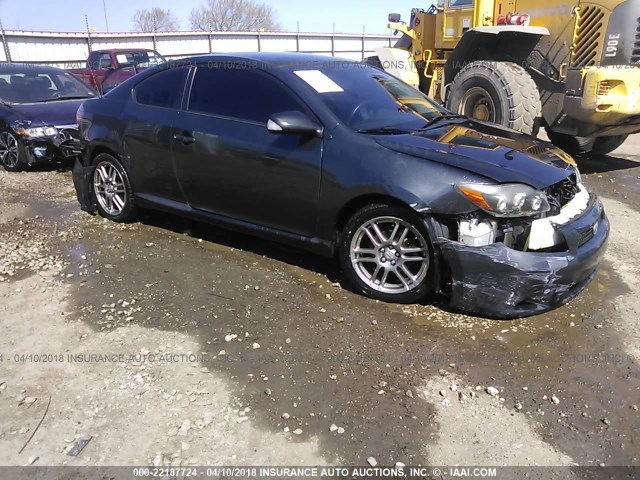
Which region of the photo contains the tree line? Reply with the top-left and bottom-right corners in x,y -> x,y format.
132,0 -> 281,33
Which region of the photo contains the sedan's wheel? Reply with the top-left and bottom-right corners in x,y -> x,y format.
92,154 -> 138,222
0,131 -> 26,172
339,204 -> 433,303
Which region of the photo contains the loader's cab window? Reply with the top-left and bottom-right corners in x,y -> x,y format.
448,0 -> 473,8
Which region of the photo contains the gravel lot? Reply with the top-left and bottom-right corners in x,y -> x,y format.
0,136 -> 638,476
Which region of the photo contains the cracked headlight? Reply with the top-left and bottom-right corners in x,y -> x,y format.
17,127 -> 58,138
456,183 -> 551,218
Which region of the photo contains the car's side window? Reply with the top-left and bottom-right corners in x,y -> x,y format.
88,52 -> 101,70
99,54 -> 113,69
134,67 -> 189,109
188,65 -> 304,124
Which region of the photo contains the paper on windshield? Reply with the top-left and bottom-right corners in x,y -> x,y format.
116,54 -> 128,64
294,70 -> 344,93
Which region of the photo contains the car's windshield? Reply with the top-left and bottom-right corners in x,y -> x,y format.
0,68 -> 97,104
290,63 -> 449,131
116,51 -> 166,69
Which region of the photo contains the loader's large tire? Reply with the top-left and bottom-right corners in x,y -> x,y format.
446,61 -> 542,136
545,129 -> 584,156
591,135 -> 628,156
545,130 -> 628,157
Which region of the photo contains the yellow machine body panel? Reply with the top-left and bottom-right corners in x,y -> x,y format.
384,0 -> 640,149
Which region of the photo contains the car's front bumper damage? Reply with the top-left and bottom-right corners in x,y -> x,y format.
432,196 -> 609,319
21,128 -> 82,165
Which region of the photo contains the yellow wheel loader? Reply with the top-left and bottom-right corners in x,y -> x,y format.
373,0 -> 640,156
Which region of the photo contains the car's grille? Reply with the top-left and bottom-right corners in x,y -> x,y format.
545,174 -> 579,215
58,128 -> 79,141
53,127 -> 81,157
632,17 -> 640,64
571,6 -> 605,67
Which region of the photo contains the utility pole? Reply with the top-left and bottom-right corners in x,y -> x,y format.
85,15 -> 93,53
102,0 -> 110,32
0,16 -> 11,63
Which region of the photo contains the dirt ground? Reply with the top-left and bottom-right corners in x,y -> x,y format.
0,134 -> 638,477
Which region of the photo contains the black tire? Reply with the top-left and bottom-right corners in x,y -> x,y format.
545,129 -> 584,156
91,153 -> 138,222
591,135 -> 628,156
545,130 -> 627,157
0,130 -> 27,172
338,203 -> 434,304
446,61 -> 541,136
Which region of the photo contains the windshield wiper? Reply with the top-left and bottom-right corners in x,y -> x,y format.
357,127 -> 413,135
420,114 -> 467,130
38,95 -> 94,103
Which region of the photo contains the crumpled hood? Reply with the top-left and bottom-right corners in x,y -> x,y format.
5,99 -> 85,128
374,120 -> 576,189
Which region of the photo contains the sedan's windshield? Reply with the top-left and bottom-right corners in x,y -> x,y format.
0,68 -> 97,104
290,63 -> 449,131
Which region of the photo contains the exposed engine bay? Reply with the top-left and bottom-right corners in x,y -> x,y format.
456,174 -> 589,253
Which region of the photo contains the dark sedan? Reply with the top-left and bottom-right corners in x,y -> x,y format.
72,53 -> 609,318
0,63 -> 97,171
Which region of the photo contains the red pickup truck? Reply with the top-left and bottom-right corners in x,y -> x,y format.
69,49 -> 166,93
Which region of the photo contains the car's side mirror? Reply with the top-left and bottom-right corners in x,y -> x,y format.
388,13 -> 402,23
267,111 -> 323,138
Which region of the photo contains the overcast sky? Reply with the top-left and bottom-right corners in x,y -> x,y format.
0,0 -> 421,34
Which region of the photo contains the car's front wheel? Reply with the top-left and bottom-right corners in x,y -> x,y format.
339,204 -> 433,303
92,153 -> 138,222
0,131 -> 26,172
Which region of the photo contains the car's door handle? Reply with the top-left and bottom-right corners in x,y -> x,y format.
173,133 -> 196,144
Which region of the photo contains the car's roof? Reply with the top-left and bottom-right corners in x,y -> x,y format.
0,62 -> 65,74
177,52 -> 357,68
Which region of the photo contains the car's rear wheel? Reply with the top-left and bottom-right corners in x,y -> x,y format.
0,131 -> 26,172
92,153 -> 138,222
339,204 -> 433,303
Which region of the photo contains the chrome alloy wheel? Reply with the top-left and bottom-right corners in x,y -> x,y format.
93,161 -> 127,216
349,216 -> 430,294
0,132 -> 19,168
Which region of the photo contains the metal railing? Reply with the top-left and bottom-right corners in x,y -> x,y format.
0,29 -> 396,67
